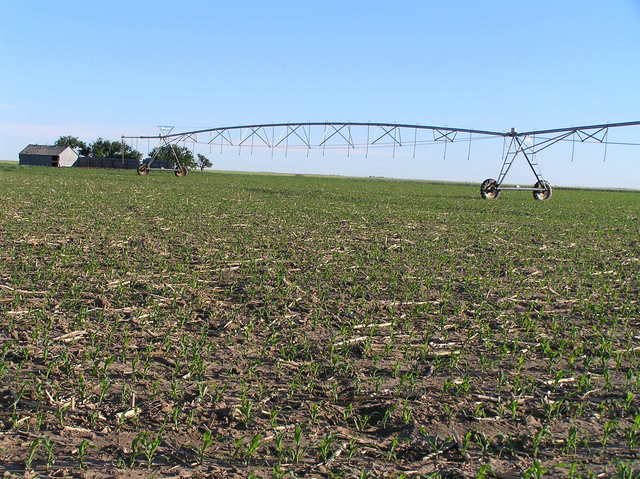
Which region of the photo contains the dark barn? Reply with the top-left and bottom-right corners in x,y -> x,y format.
19,145 -> 78,167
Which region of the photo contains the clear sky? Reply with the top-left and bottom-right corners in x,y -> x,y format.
2,1 -> 640,188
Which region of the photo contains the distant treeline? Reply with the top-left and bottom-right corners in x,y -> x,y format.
55,136 -> 213,170
55,136 -> 142,160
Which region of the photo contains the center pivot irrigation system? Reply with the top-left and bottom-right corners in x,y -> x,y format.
122,120 -> 640,200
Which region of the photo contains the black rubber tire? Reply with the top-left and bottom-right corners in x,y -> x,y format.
137,164 -> 150,176
174,166 -> 188,177
480,178 -> 500,199
533,180 -> 552,200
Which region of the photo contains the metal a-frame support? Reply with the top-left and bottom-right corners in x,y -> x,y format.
134,126 -> 188,177
480,128 -> 559,200
496,133 -> 543,186
480,123 -> 617,200
480,128 -> 552,200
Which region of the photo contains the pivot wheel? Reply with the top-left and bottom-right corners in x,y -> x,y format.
174,166 -> 188,177
533,180 -> 552,200
480,178 -> 500,199
137,164 -> 150,176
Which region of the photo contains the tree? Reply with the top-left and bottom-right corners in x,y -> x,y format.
122,143 -> 142,161
149,145 -> 196,169
88,138 -> 142,160
89,138 -> 117,158
55,136 -> 89,155
196,154 -> 212,172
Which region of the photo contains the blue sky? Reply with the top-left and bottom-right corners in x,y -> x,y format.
2,1 -> 640,188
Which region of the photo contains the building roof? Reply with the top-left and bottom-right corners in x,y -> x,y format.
19,144 -> 74,156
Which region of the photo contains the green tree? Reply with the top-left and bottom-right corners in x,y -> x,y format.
88,138 -> 142,160
196,154 -> 212,172
123,144 -> 142,161
89,138 -> 117,158
149,145 -> 196,169
55,136 -> 89,155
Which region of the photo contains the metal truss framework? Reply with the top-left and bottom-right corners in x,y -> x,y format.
123,120 -> 640,199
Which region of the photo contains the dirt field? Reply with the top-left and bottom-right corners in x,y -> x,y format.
1,165 -> 639,478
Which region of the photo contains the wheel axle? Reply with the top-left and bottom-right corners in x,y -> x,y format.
480,179 -> 553,200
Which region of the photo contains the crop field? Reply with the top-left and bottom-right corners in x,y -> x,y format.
0,164 -> 639,478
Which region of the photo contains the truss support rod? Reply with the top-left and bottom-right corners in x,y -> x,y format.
208,129 -> 233,146
318,125 -> 348,147
334,125 -> 354,148
433,129 -> 457,142
371,126 -> 401,146
273,126 -> 301,147
365,125 -> 370,158
239,127 -> 271,147
575,127 -> 607,143
496,136 -> 516,185
518,120 -> 640,137
521,130 -> 576,156
292,126 -> 311,148
514,135 -> 543,184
